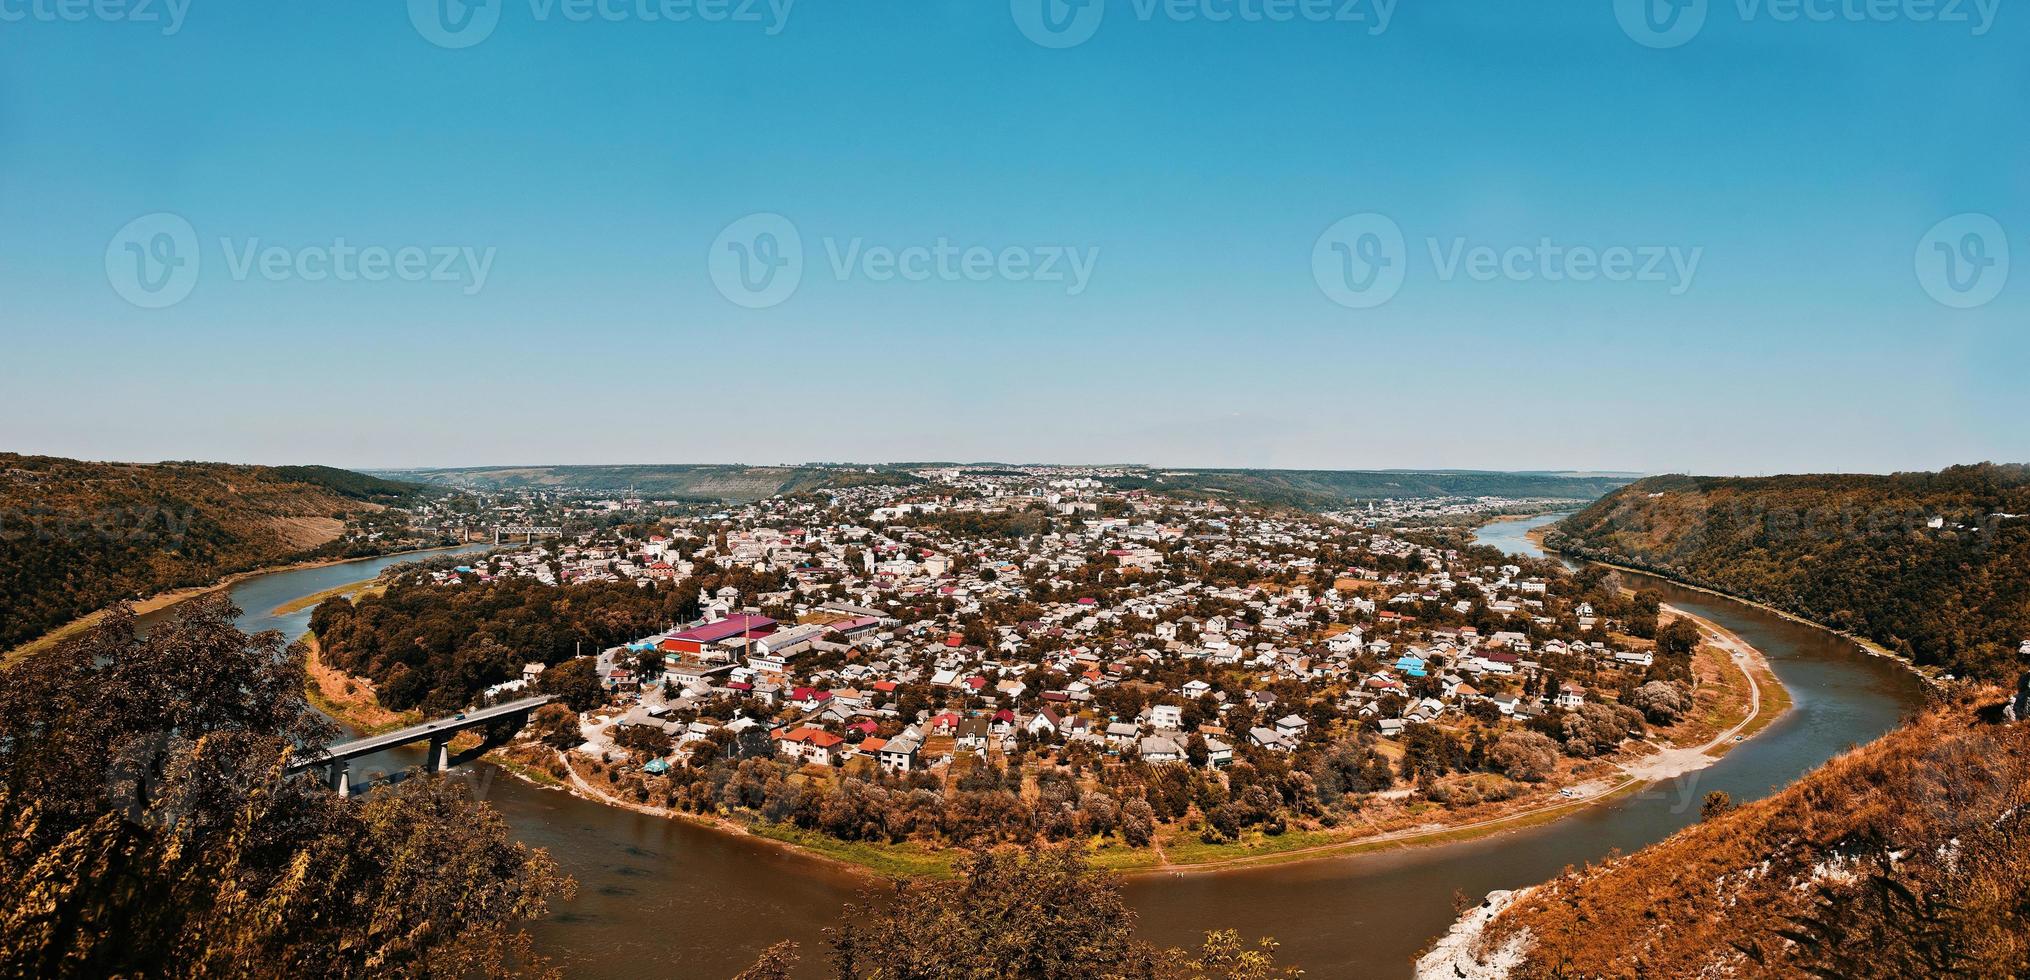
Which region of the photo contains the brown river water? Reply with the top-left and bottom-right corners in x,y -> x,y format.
139,516 -> 1925,978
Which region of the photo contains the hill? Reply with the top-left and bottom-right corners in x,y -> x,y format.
1422,692 -> 2030,979
1546,464 -> 2030,683
1108,469 -> 1637,510
375,464 -> 917,502
0,453 -> 420,651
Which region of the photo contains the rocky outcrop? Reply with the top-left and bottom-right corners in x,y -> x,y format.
1414,889 -> 1531,980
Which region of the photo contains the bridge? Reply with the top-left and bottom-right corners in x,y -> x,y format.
291,694 -> 555,796
494,525 -> 564,545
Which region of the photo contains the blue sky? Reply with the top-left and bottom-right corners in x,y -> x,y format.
1,0 -> 2023,474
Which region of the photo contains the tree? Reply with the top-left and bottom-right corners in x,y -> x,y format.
826,847 -> 1160,980
1486,730 -> 1559,782
613,723 -> 673,758
0,598 -> 572,978
1700,790 -> 1734,821
528,703 -> 582,749
733,942 -> 798,980
1560,703 -> 1641,757
1656,617 -> 1701,666
1629,681 -> 1690,725
1627,589 -> 1663,638
1160,931 -> 1304,980
539,657 -> 608,712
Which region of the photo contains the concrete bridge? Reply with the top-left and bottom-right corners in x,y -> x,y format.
291,694 -> 555,795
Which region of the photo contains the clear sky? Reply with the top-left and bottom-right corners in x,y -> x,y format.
2,0 -> 2024,475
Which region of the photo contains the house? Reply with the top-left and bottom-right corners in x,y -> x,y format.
1149,704 -> 1184,730
775,727 -> 846,766
956,717 -> 991,751
1556,682 -> 1586,711
1248,727 -> 1290,752
790,686 -> 834,712
1273,714 -> 1309,740
1203,735 -> 1234,769
878,736 -> 921,772
1139,735 -> 1184,763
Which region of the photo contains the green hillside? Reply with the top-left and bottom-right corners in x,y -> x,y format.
1547,464 -> 2030,682
1109,469 -> 1637,510
375,464 -> 920,502
0,454 -> 417,651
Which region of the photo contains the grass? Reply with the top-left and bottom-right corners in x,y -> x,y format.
744,822 -> 959,879
1158,827 -> 1346,866
301,635 -> 421,735
490,753 -> 564,789
270,578 -> 384,617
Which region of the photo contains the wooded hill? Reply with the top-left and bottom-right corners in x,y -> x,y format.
374,464 -> 920,502
0,453 -> 423,650
1106,469 -> 1636,511
1546,464 -> 2030,683
1455,692 -> 2030,978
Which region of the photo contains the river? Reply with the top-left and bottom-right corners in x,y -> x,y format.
142,518 -> 1926,979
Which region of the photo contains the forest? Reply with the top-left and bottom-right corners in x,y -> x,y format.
0,453 -> 428,651
1548,463 -> 2030,683
311,564 -> 789,714
0,597 -> 566,977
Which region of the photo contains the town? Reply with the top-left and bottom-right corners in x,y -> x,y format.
308,467 -> 1718,865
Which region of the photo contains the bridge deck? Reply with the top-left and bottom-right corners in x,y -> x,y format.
298,694 -> 555,770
